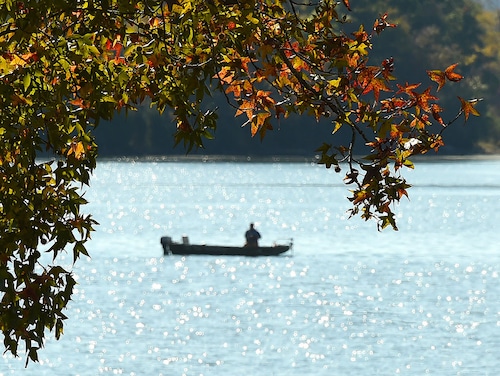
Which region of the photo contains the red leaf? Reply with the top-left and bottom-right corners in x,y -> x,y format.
431,103 -> 445,125
105,38 -> 123,62
275,105 -> 286,119
342,0 -> 351,10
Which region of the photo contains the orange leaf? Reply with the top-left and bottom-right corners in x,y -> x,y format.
358,66 -> 391,101
427,69 -> 445,91
410,114 -> 430,129
74,142 -> 85,159
68,141 -> 85,160
380,97 -> 411,112
359,68 -> 391,102
255,90 -> 276,109
283,41 -> 300,58
396,82 -> 421,96
238,56 -> 253,73
215,67 -> 234,84
414,87 -> 437,112
252,112 -> 271,136
149,17 -> 162,28
225,82 -> 242,98
235,99 -> 254,120
397,187 -> 409,199
430,135 -> 445,151
11,94 -> 28,106
458,97 -> 480,121
342,0 -> 351,10
69,98 -> 89,109
444,63 -> 463,82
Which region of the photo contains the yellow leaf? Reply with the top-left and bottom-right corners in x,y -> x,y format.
68,141 -> 85,160
9,54 -> 27,68
332,121 -> 342,134
255,112 -> 270,128
328,78 -> 342,88
246,14 -> 260,24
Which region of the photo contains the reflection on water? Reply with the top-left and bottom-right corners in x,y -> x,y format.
21,253 -> 498,375
1,160 -> 499,375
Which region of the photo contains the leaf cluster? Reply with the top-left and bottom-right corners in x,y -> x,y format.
0,0 -> 479,363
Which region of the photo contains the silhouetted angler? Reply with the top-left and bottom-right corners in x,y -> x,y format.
245,223 -> 261,247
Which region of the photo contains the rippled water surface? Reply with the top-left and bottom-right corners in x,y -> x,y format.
3,159 -> 500,375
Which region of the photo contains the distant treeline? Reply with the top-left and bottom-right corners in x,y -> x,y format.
93,0 -> 500,157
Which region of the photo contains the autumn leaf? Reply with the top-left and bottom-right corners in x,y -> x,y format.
380,97 -> 411,112
255,90 -> 276,109
225,81 -> 242,98
397,186 -> 409,198
389,123 -> 404,139
235,99 -> 255,120
396,82 -> 421,96
429,135 -> 445,151
431,103 -> 444,125
381,57 -> 395,79
444,63 -> 463,82
67,141 -> 85,160
458,97 -> 480,121
410,114 -> 431,129
215,66 -> 234,84
238,56 -> 254,73
427,69 -> 446,91
252,112 -> 271,136
342,0 -> 351,11
11,93 -> 31,106
69,98 -> 89,109
373,13 -> 396,35
105,39 -> 123,61
414,87 -> 437,112
275,105 -> 286,119
358,66 -> 391,101
427,64 -> 462,91
352,189 -> 369,204
283,41 -> 300,58
149,17 -> 162,28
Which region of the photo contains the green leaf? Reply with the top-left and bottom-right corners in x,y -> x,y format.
23,73 -> 31,92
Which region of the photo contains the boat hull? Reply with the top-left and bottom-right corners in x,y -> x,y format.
168,244 -> 290,256
161,236 -> 291,256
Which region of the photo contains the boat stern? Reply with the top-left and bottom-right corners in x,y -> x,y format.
160,236 -> 172,255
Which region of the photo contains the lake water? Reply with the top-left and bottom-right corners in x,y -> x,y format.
2,158 -> 500,375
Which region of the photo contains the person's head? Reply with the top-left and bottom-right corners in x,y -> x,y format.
250,223 -> 254,229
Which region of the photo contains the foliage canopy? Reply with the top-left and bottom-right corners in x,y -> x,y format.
0,0 -> 478,363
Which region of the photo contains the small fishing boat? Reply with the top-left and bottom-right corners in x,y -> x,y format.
160,236 -> 292,256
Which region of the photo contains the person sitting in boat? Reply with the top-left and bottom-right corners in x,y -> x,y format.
245,223 -> 261,247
